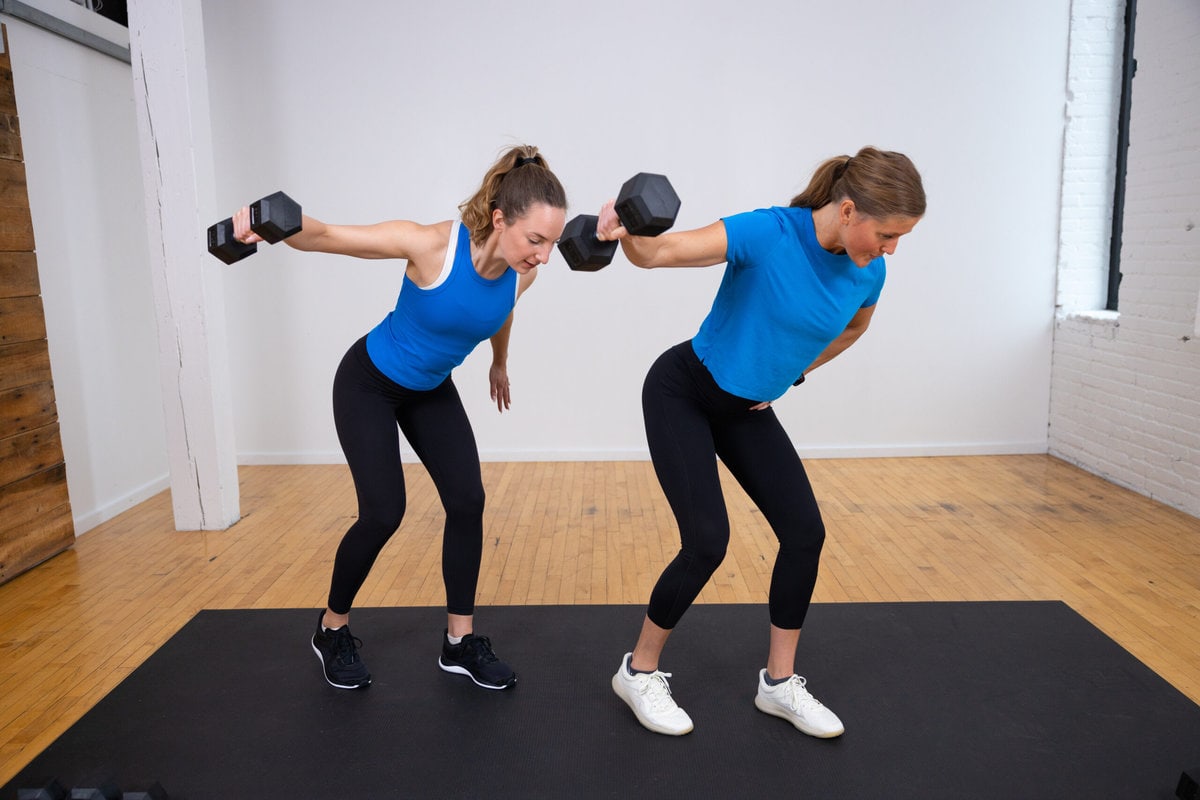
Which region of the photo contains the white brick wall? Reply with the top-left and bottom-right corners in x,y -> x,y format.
1050,0 -> 1200,518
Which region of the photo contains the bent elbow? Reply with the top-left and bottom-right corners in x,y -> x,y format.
620,246 -> 656,270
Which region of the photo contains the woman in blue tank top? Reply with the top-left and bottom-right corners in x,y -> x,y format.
597,147 -> 925,738
231,146 -> 566,691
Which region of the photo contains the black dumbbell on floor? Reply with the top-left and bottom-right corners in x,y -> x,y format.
68,783 -> 122,799
207,190 -> 303,265
17,778 -> 66,799
558,173 -> 680,272
17,778 -> 164,799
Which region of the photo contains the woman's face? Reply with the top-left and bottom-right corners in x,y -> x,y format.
840,207 -> 921,267
495,203 -> 567,272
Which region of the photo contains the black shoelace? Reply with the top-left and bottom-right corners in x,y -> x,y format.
463,635 -> 498,663
331,628 -> 364,665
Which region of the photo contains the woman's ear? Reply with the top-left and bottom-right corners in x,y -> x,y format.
491,207 -> 507,230
838,198 -> 857,225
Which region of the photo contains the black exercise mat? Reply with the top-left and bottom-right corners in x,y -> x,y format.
5,602 -> 1198,799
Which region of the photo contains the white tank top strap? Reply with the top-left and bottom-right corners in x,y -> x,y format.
425,219 -> 462,291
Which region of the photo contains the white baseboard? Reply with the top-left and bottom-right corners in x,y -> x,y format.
237,441 -> 1048,465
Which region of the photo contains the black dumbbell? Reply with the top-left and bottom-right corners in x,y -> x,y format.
18,778 -> 66,800
558,173 -> 680,271
207,190 -> 303,265
121,782 -> 169,800
1179,766 -> 1200,800
557,214 -> 616,272
69,783 -> 121,800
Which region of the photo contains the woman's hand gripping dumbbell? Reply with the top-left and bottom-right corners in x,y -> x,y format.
557,173 -> 680,271
207,190 -> 303,264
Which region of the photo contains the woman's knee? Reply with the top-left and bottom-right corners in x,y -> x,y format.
442,481 -> 485,521
682,530 -> 729,575
358,494 -> 407,534
778,517 -> 826,559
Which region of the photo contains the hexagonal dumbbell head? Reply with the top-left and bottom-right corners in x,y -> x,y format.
249,191 -> 303,244
614,173 -> 680,237
207,217 -> 258,265
17,778 -> 67,800
68,781 -> 122,799
557,214 -> 619,271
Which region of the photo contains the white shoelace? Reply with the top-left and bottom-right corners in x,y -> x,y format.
781,675 -> 822,712
636,671 -> 679,711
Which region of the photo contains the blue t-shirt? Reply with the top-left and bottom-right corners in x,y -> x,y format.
690,206 -> 885,402
365,221 -> 518,390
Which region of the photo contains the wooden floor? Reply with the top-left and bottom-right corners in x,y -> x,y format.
2,455 -> 1199,785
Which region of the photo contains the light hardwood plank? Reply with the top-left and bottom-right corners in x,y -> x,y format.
1,456 -> 1198,785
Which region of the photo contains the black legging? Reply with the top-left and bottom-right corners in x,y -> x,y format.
642,341 -> 826,631
327,337 -> 485,616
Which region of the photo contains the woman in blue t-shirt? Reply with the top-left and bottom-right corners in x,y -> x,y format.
230,146 -> 566,692
597,147 -> 925,737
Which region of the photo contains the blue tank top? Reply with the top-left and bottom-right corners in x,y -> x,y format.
365,221 -> 518,390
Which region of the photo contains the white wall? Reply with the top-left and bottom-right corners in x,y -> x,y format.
1050,0 -> 1200,518
9,2 -> 1092,533
3,13 -> 169,533
202,0 -> 1070,463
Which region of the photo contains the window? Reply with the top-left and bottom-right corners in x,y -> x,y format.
70,0 -> 127,27
1106,0 -> 1137,311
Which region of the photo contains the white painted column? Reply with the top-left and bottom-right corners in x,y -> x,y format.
127,0 -> 239,530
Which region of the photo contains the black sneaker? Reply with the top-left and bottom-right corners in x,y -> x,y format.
311,612 -> 371,689
438,630 -> 517,689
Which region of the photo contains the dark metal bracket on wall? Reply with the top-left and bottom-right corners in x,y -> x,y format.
1107,0 -> 1137,311
0,0 -> 130,63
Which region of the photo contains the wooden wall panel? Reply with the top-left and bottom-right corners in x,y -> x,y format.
0,423 -> 63,486
0,158 -> 34,251
0,251 -> 39,296
0,61 -> 16,113
0,505 -> 73,583
0,465 -> 72,583
0,295 -> 46,343
0,339 -> 51,391
0,24 -> 74,584
0,463 -> 69,526
0,382 -> 57,439
0,86 -> 22,160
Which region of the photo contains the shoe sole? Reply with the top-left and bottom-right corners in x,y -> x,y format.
311,640 -> 371,690
611,673 -> 694,736
438,657 -> 517,690
754,694 -> 843,738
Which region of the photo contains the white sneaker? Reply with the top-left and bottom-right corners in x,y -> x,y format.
754,669 -> 845,738
611,653 -> 694,736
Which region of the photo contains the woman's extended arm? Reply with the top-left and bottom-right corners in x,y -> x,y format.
595,200 -> 728,269
232,207 -> 448,263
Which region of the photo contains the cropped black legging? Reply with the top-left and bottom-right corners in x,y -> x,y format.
326,337 -> 485,616
643,341 -> 826,631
